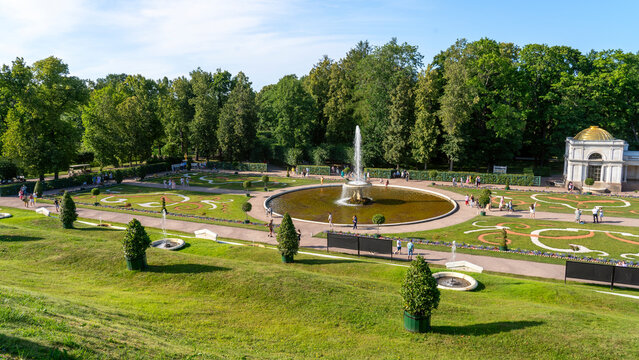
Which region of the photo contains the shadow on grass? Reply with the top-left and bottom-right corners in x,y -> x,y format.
432,320 -> 543,335
147,263 -> 230,274
0,235 -> 44,242
0,333 -> 76,359
74,226 -> 120,232
294,258 -> 360,265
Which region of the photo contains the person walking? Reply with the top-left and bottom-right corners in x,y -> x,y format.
465,194 -> 469,206
385,179 -> 389,189
592,207 -> 599,223
352,215 -> 358,230
54,198 -> 60,212
499,196 -> 504,211
268,219 -> 274,237
575,207 -> 581,223
599,207 -> 604,223
395,239 -> 402,255
407,240 -> 414,259
529,204 -> 535,219
28,193 -> 34,207
507,200 -> 513,213
328,212 -> 333,229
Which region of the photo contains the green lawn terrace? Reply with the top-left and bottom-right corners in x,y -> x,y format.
44,184 -> 262,226
391,216 -> 639,264
1,208 -> 639,359
436,185 -> 639,218
143,171 -> 341,191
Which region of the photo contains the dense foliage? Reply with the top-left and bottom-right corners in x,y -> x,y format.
400,255 -> 440,316
2,38 -> 638,175
121,218 -> 151,259
60,191 -> 77,229
277,213 -> 299,258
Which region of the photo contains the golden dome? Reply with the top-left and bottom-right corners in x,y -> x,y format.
573,126 -> 614,141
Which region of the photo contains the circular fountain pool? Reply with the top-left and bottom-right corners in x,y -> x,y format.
266,184 -> 456,225
433,271 -> 478,291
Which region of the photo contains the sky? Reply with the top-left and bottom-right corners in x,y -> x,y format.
1,0 -> 638,90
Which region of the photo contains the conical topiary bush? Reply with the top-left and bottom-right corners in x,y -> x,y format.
60,191 -> 78,229
277,213 -> 299,263
400,255 -> 440,332
122,218 -> 151,271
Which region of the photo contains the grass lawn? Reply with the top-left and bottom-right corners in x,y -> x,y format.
144,171 -> 341,191
391,216 -> 639,262
1,208 -> 639,359
40,184 -> 267,231
436,185 -> 639,218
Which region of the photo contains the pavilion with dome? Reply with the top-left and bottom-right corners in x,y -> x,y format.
563,126 -> 639,192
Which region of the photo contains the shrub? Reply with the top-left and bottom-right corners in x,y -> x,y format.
91,187 -> 100,204
60,191 -> 78,229
136,165 -> 148,180
500,228 -> 508,250
400,255 -> 440,317
372,214 -> 386,232
0,159 -> 18,181
300,165 -> 330,176
428,170 -> 438,180
504,179 -> 510,190
285,148 -> 304,167
277,213 -> 299,258
478,189 -> 492,208
584,177 -> 595,186
243,180 -> 251,192
114,170 -> 124,184
161,197 -> 166,214
205,161 -> 267,172
261,175 -> 269,184
34,181 -> 43,198
121,219 -> 151,260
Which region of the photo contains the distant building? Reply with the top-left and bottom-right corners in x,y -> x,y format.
564,126 -> 639,192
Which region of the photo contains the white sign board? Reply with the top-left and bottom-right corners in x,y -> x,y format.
493,166 -> 507,174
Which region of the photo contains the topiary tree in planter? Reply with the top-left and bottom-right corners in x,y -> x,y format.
277,213 -> 299,263
122,218 -> 151,271
261,175 -> 269,191
400,255 -> 440,333
499,228 -> 508,251
34,180 -> 43,198
91,187 -> 100,206
241,202 -> 252,223
114,169 -> 124,184
584,177 -> 594,194
372,214 -> 385,233
60,191 -> 78,229
504,179 -> 510,191
477,188 -> 491,215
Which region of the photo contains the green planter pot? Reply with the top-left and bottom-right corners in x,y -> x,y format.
403,311 -> 431,333
125,254 -> 147,271
499,246 -> 508,251
480,211 -> 486,216
281,255 -> 294,263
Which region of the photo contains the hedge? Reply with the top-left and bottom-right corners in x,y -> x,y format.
295,165 -> 330,175
0,162 -> 170,196
364,168 -> 539,186
205,161 -> 267,172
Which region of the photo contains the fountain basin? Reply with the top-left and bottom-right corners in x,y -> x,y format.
151,238 -> 185,251
433,271 -> 478,291
266,184 -> 457,225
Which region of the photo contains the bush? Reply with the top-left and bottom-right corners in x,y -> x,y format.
243,180 -> 251,192
121,219 -> 151,260
91,187 -> 100,204
400,255 -> 440,317
34,181 -> 43,198
277,213 -> 299,258
205,161 -> 267,172
504,179 -> 510,190
60,191 -> 77,229
428,170 -> 438,180
372,214 -> 386,232
311,146 -> 330,165
478,189 -> 492,208
500,228 -> 508,250
299,165 -> 330,176
584,177 -> 595,186
114,170 -> 124,184
136,165 -> 148,180
261,175 -> 269,184
241,202 -> 252,221
285,148 -> 304,167
0,159 -> 18,181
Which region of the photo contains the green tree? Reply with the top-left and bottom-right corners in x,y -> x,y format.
271,75 -> 316,150
372,214 -> 385,232
189,68 -> 219,160
400,255 -> 440,318
60,191 -> 77,229
277,213 -> 299,260
217,72 -> 257,161
91,187 -> 100,204
121,218 -> 151,260
2,57 -> 88,180
383,74 -> 415,168
241,202 -> 252,221
163,76 -> 194,158
411,65 -> 442,169
304,55 -> 333,144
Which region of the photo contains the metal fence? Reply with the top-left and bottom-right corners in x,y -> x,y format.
327,232 -> 394,258
565,261 -> 639,289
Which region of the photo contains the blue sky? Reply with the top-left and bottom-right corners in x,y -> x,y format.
0,0 -> 637,90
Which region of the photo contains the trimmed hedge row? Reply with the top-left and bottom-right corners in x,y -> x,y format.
0,162 -> 170,196
205,161 -> 267,172
295,165 -> 330,175
364,168 -> 539,186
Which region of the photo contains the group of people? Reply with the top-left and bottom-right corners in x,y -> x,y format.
452,175 -> 482,188
163,177 -> 190,189
18,185 -> 36,207
575,206 -> 604,224
394,239 -> 415,258
391,169 -> 410,181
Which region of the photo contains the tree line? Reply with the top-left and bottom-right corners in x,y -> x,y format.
1,38 -> 638,180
